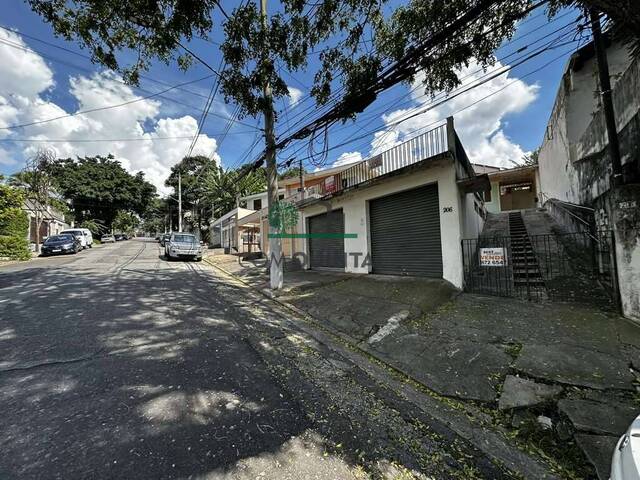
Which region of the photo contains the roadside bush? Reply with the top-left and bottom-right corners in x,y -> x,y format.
0,185 -> 30,260
0,208 -> 29,237
0,235 -> 30,260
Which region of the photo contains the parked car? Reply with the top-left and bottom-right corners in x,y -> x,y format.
60,228 -> 91,249
610,414 -> 640,479
160,233 -> 171,247
41,234 -> 82,256
165,233 -> 203,261
101,234 -> 116,243
114,234 -> 125,241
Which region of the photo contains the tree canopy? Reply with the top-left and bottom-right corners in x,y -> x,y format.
49,154 -> 156,228
24,0 -> 640,123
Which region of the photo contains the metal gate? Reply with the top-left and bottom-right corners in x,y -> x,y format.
369,184 -> 443,277
462,231 -> 618,307
308,209 -> 345,269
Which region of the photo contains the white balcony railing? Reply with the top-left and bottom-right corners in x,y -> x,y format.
315,123 -> 449,197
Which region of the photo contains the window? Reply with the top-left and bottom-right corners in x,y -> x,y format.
279,194 -> 285,200
253,199 -> 262,210
484,189 -> 492,202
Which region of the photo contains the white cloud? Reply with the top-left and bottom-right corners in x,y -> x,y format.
332,151 -> 363,167
0,32 -> 222,194
287,86 -> 303,105
340,59 -> 538,169
0,29 -> 54,98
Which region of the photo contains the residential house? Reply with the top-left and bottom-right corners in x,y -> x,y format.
292,117 -> 487,289
23,199 -> 69,249
210,189 -> 285,252
473,163 -> 541,214
236,166 -> 353,259
537,35 -> 640,320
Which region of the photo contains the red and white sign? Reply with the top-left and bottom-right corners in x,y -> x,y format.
324,175 -> 336,193
480,247 -> 507,267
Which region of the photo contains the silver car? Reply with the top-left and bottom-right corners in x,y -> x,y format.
165,233 -> 203,261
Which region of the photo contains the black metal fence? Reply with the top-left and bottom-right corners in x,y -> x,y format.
462,230 -> 618,308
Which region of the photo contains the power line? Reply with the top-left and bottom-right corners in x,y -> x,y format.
289,46 -> 580,169
0,36 -> 262,130
0,74 -> 214,131
276,4 -> 574,167
0,131 -> 256,143
0,24 -> 214,102
281,0 -> 549,150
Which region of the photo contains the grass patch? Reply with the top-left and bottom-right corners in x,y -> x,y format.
504,342 -> 523,360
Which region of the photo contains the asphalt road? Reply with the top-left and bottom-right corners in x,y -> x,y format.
0,239 -> 361,479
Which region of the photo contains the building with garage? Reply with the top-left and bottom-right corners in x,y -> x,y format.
293,118 -> 487,289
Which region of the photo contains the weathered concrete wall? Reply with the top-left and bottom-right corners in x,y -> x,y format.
538,42 -> 638,205
594,185 -> 640,321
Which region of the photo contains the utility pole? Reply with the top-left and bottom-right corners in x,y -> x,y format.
178,171 -> 183,232
298,157 -> 305,200
261,0 -> 283,289
589,8 -> 623,186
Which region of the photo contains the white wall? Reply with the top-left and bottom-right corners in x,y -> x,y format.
483,181 -> 501,213
459,192 -> 485,241
299,158 -> 466,288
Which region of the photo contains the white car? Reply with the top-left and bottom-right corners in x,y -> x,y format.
165,233 -> 203,261
611,414 -> 640,479
101,234 -> 116,243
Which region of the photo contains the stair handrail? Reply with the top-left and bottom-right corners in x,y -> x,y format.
538,191 -> 599,243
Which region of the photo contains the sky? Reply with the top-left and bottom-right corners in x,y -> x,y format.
0,2 -> 587,195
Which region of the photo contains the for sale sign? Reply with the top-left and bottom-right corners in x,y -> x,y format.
480,247 -> 507,267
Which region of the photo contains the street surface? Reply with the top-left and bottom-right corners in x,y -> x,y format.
0,239 -> 508,479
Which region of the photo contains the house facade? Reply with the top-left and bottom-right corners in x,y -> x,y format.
474,164 -> 541,214
210,189 -> 285,252
23,200 -> 69,249
537,36 -> 640,320
293,118 -> 487,289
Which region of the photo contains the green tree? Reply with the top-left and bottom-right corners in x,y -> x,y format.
278,165 -> 305,181
12,149 -> 57,253
78,218 -> 107,238
22,1 -> 640,116
201,164 -> 266,219
518,147 -> 540,166
112,211 -> 140,234
49,154 -> 157,229
0,183 -> 30,260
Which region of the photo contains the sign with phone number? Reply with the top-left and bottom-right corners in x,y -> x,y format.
480,247 -> 507,266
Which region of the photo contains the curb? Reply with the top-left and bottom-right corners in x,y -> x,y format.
203,257 -> 560,479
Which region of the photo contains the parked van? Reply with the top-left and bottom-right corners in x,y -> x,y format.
80,228 -> 93,248
60,229 -> 93,249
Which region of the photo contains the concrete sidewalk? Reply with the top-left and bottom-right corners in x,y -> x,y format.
206,253 -> 640,479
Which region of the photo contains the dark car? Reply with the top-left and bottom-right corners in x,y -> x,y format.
114,234 -> 125,241
41,234 -> 81,256
160,233 -> 171,247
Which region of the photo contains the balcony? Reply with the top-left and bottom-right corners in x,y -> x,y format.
311,123 -> 450,200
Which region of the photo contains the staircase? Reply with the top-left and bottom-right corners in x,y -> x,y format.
508,212 -> 545,292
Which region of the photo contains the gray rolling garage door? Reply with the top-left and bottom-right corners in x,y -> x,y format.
308,209 -> 345,269
369,184 -> 442,277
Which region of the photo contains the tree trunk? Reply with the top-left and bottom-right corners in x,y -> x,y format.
35,213 -> 42,254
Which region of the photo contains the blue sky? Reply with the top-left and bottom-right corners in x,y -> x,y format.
0,1 -> 585,192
